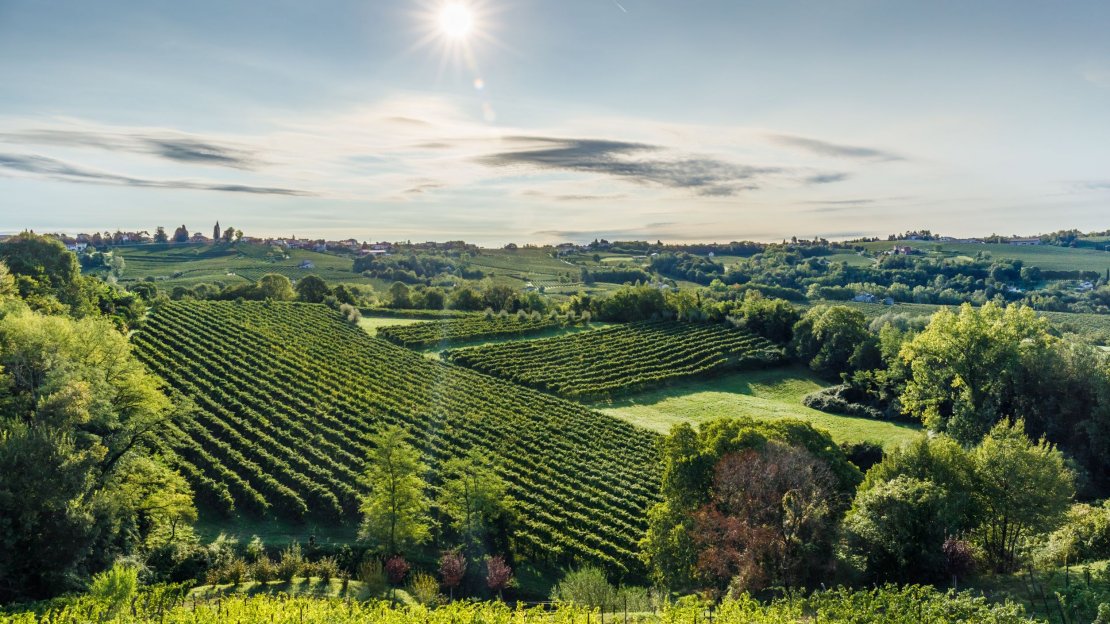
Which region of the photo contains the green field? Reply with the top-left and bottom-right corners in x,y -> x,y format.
856,240 -> 1110,272
590,366 -> 922,449
97,242 -> 374,288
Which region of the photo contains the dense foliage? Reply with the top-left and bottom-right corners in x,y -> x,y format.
0,584 -> 1040,623
129,301 -> 660,574
446,321 -> 785,399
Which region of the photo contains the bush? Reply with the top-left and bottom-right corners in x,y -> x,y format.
803,385 -> 885,420
409,572 -> 441,605
385,556 -> 410,585
277,544 -> 305,583
251,556 -> 277,583
1037,501 -> 1110,566
358,557 -> 387,595
89,563 -> 138,615
550,566 -> 615,608
314,555 -> 340,582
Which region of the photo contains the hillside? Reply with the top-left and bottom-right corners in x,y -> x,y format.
445,321 -> 786,399
130,301 -> 661,573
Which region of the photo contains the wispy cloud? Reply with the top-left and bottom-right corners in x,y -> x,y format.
769,134 -> 904,161
0,153 -> 311,195
1073,180 -> 1110,191
478,136 -> 780,196
805,172 -> 851,185
0,128 -> 259,168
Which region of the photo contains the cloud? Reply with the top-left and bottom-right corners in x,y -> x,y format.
0,152 -> 312,196
478,136 -> 778,196
769,134 -> 903,161
0,129 -> 258,168
1074,181 -> 1110,191
805,172 -> 850,185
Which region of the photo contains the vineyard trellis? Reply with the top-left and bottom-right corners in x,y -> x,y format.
445,321 -> 786,399
130,301 -> 661,573
377,315 -> 582,348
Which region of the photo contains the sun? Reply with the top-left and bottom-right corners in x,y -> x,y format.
438,3 -> 474,39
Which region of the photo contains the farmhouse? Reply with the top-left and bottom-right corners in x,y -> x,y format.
1009,237 -> 1041,245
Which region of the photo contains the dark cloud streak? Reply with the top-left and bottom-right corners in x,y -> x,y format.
0,129 -> 258,168
770,134 -> 903,161
0,153 -> 311,196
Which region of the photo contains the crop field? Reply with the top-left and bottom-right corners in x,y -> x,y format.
591,366 -> 921,449
445,321 -> 785,399
100,242 -> 371,287
376,315 -> 581,348
856,240 -> 1110,272
130,301 -> 661,572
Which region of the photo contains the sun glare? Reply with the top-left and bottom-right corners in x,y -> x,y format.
439,4 -> 474,39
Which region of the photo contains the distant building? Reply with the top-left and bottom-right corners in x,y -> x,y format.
852,293 -> 877,303
1009,237 -> 1041,246
298,260 -> 315,269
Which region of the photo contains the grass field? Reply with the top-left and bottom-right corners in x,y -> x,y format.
357,316 -> 426,336
856,240 -> 1110,272
590,366 -> 922,449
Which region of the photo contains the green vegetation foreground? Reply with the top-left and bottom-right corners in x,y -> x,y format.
0,585 -> 1039,623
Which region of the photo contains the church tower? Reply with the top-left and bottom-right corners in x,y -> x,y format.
213,221 -> 221,241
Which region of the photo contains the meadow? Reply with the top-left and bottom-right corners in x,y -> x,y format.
855,239 -> 1110,272
589,366 -> 921,449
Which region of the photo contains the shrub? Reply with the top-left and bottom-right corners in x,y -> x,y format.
314,555 -> 340,583
803,385 -> 885,420
277,544 -> 305,583
358,557 -> 387,595
251,556 -> 277,583
439,551 -> 466,599
550,566 -> 614,608
385,556 -> 410,585
485,555 -> 513,597
409,572 -> 441,605
89,563 -> 138,615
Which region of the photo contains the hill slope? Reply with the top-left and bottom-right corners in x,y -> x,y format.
131,301 -> 660,573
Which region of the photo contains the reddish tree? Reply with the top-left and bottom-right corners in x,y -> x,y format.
439,551 -> 466,599
485,555 -> 512,599
691,442 -> 837,594
942,536 -> 976,580
384,555 -> 410,585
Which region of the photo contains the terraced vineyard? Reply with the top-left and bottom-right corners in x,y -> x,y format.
377,314 -> 579,348
445,321 -> 786,399
130,301 -> 660,572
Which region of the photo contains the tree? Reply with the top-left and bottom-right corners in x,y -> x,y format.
485,555 -> 512,599
640,418 -> 860,591
0,261 -> 14,299
437,452 -> 512,552
843,476 -> 950,582
295,275 -> 330,303
0,308 -> 180,600
973,419 -> 1074,571
222,226 -> 235,243
358,427 -> 431,555
172,225 -> 189,243
899,303 -> 1052,443
439,551 -> 466,600
448,287 -> 483,311
0,232 -> 97,316
388,282 -> 412,309
691,442 -> 838,594
256,274 -> 295,301
735,293 -> 799,343
791,305 -> 872,378
153,227 -> 168,243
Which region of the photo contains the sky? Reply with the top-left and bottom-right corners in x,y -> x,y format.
1,0 -> 1108,246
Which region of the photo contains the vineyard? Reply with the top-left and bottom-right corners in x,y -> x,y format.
377,315 -> 580,348
0,586 -> 1037,623
129,301 -> 660,573
445,321 -> 785,399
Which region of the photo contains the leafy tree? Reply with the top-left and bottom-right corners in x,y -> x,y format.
691,442 -> 838,593
439,551 -> 466,600
640,418 -> 860,591
843,476 -> 950,582
295,275 -> 331,303
172,225 -> 189,243
153,226 -> 168,243
0,261 -> 14,299
256,273 -> 295,301
0,232 -> 97,316
791,305 -> 872,378
899,303 -> 1052,443
734,293 -> 799,343
485,555 -> 512,598
358,427 -> 431,555
0,309 -> 180,600
388,281 -> 412,309
550,566 -> 615,608
973,419 -> 1074,571
448,287 -> 483,311
437,452 -> 512,552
